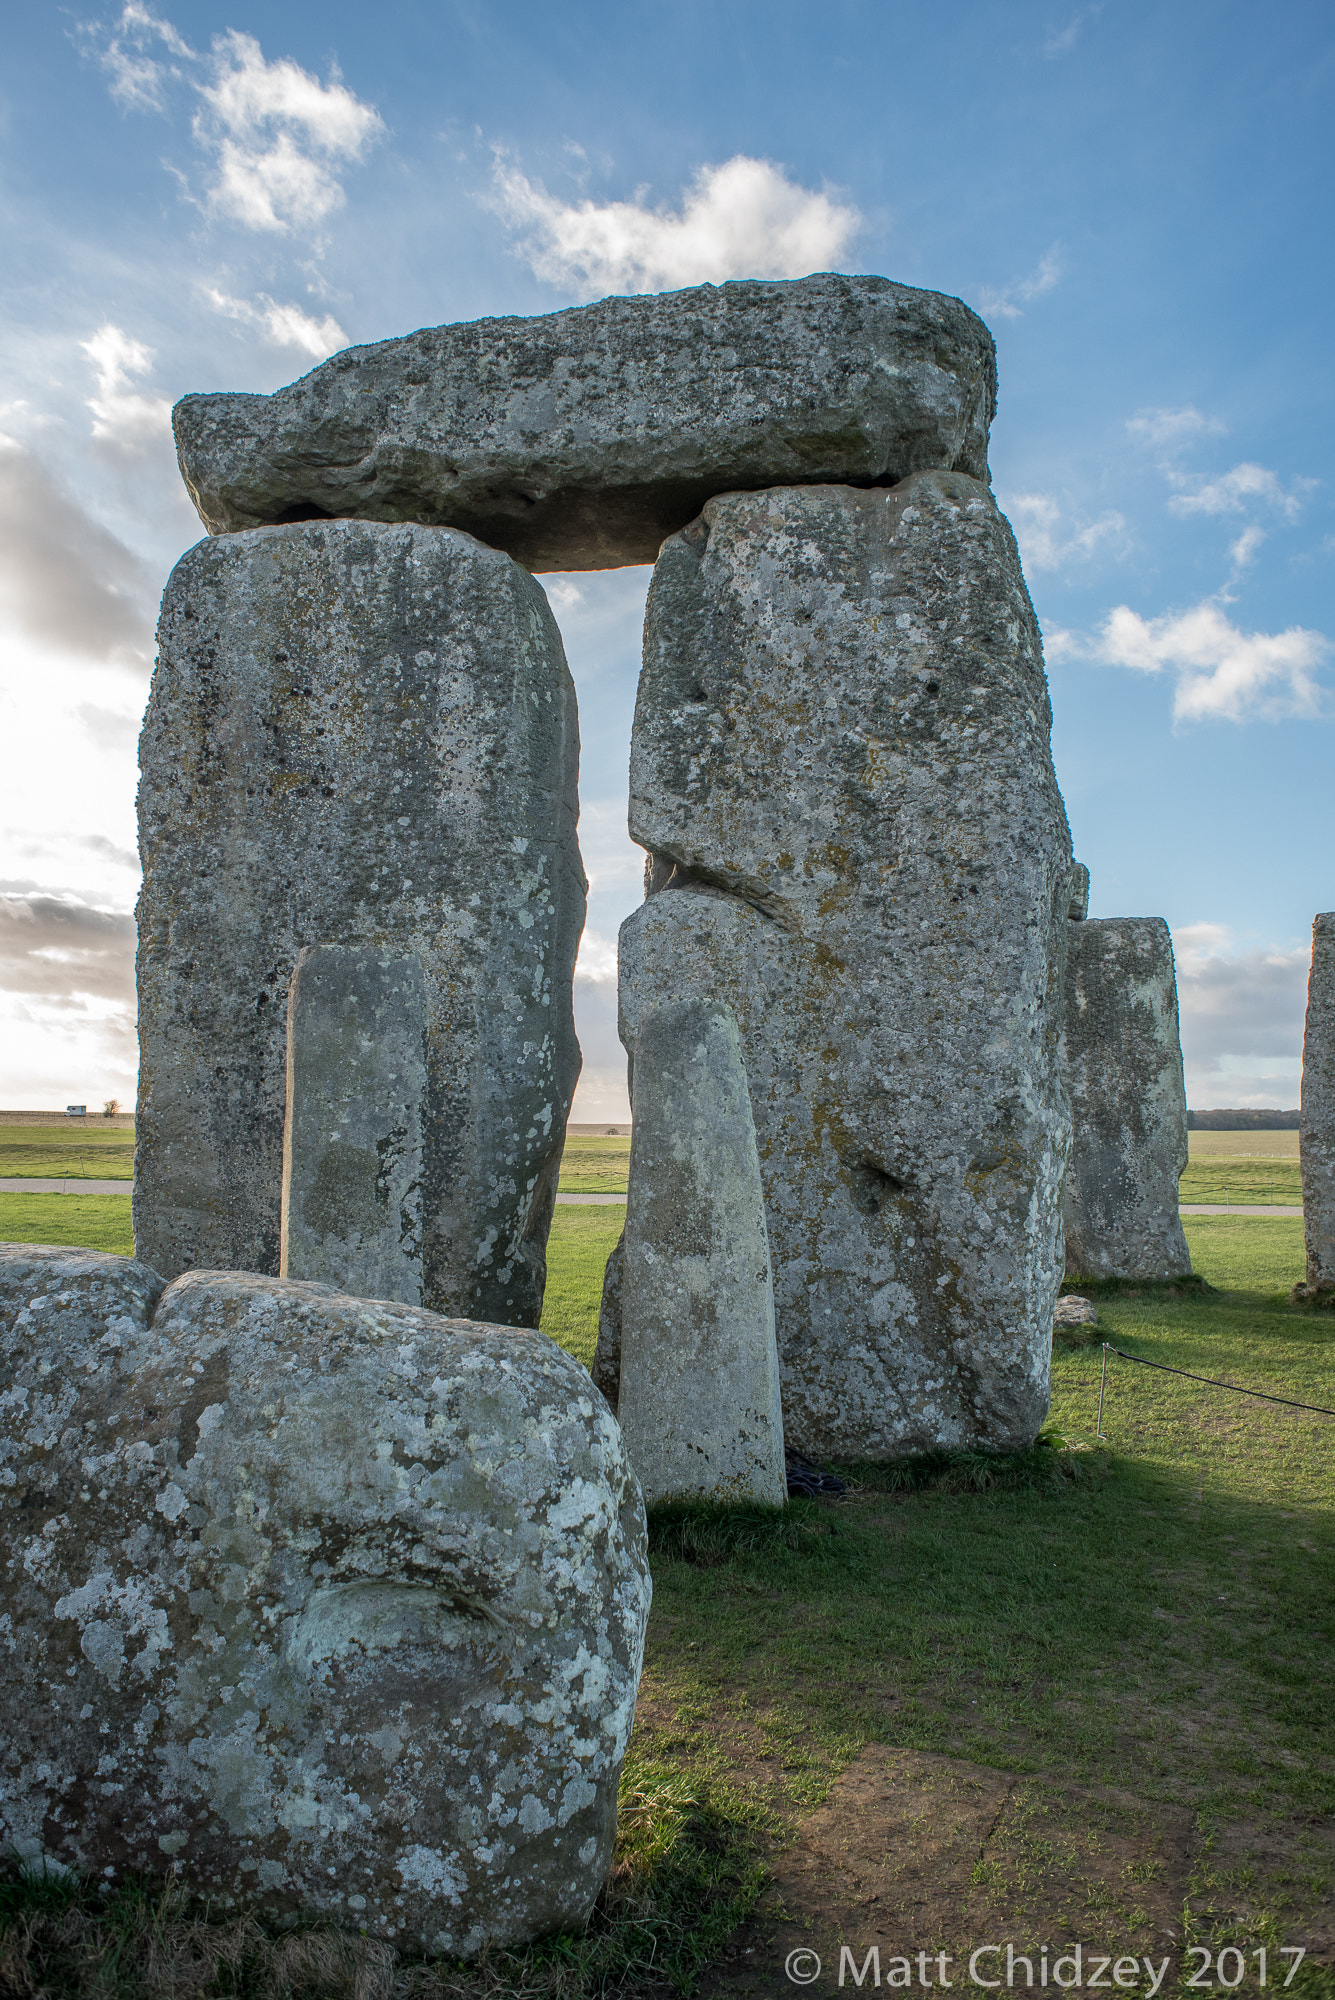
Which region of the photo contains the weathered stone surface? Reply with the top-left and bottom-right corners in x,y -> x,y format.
1301,913 -> 1335,1287
1,1264 -> 650,1956
1061,918 -> 1191,1282
0,1242 -> 164,1351
135,519 -> 585,1325
1068,861 -> 1090,922
280,944 -> 428,1303
1053,1294 -> 1098,1327
173,275 -> 997,571
610,474 -> 1073,1459
616,1000 -> 785,1506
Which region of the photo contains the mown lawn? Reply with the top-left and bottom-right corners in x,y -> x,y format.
0,1120 -> 135,1179
3,1211 -> 1331,1996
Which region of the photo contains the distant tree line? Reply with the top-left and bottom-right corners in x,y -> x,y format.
1186,1108 -> 1301,1130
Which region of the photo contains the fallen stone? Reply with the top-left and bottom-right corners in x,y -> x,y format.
616,999 -> 785,1506
135,518 -> 585,1325
280,943 -> 428,1303
173,275 -> 997,570
0,1241 -> 164,1356
610,473 -> 1073,1459
1301,912 -> 1335,1287
1053,1294 -> 1098,1327
1061,918 -> 1192,1282
0,1264 -> 650,1956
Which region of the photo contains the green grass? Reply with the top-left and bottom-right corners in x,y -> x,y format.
1188,1131 -> 1301,1160
0,1189 -> 134,1254
1179,1160 -> 1302,1205
557,1133 -> 630,1194
539,1203 -> 624,1365
0,1120 -> 135,1179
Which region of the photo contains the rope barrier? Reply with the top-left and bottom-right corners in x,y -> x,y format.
1096,1341 -> 1335,1439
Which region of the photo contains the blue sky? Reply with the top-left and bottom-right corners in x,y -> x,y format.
0,0 -> 1330,1115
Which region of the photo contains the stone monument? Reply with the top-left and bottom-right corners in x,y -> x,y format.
135,518 -> 585,1326
605,473 -> 1074,1460
1060,916 -> 1191,1282
1300,912 -> 1335,1290
613,999 -> 786,1505
0,1247 -> 650,1957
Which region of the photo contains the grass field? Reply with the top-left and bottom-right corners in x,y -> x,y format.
3,1207 -> 1331,1996
1188,1132 -> 1301,1159
0,1120 -> 135,1178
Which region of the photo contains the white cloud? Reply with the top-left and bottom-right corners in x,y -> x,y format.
203,287 -> 347,358
574,927 -> 618,986
1126,405 -> 1226,450
90,2 -> 195,113
1096,600 -> 1329,722
1041,6 -> 1101,56
0,893 -> 136,1007
1229,524 -> 1266,570
1173,922 -> 1309,1076
1007,492 -> 1127,572
1168,461 -> 1312,521
81,324 -> 172,452
1040,623 -> 1080,663
491,153 -> 860,297
975,247 -> 1062,321
0,435 -> 154,667
194,30 -> 383,233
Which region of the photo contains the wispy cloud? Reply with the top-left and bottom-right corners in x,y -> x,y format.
0,894 -> 136,1006
1007,492 -> 1127,572
1167,461 -> 1314,521
203,286 -> 347,358
80,324 -> 172,451
1041,6 -> 1102,57
490,153 -> 860,297
0,435 -> 154,668
1096,600 -> 1329,722
85,11 -> 383,234
1126,405 -> 1226,450
976,247 -> 1062,321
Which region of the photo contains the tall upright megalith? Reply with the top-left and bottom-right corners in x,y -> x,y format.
280,944 -> 428,1304
1060,918 -> 1191,1281
1300,912 -> 1335,1289
135,519 -> 585,1325
616,999 -> 786,1506
610,473 -> 1074,1460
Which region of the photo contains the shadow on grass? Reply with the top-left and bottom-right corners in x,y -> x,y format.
0,1752 -> 768,2000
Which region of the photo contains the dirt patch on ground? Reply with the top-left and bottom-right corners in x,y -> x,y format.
699,1746 -> 1193,1997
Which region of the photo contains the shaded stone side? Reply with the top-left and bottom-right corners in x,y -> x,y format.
135,519 -> 585,1325
1,1264 -> 650,1957
173,274 -> 996,570
1301,913 -> 1335,1287
280,944 -> 428,1303
617,1000 -> 785,1506
1060,918 -> 1191,1282
614,475 -> 1073,1459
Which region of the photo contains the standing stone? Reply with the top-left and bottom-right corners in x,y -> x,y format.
135,519 -> 585,1326
280,944 -> 428,1303
1061,918 -> 1191,1282
616,1000 -> 785,1507
608,473 -> 1073,1460
172,274 -> 996,570
1,1264 -> 651,1956
1068,862 -> 1090,922
1300,913 -> 1335,1289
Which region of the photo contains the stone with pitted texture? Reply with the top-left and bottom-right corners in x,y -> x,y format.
1053,1294 -> 1098,1328
173,275 -> 997,571
617,999 -> 785,1506
1301,913 -> 1335,1287
608,473 -> 1073,1460
1067,862 -> 1090,922
135,518 -> 585,1324
1061,918 -> 1191,1282
280,943 -> 428,1304
0,1263 -> 650,1957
